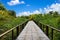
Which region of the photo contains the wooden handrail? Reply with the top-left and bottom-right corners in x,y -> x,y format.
0,20 -> 28,40
39,22 -> 60,32
33,20 -> 60,40
0,26 -> 16,37
34,20 -> 60,32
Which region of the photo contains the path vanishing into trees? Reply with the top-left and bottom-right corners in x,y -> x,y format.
16,21 -> 50,40
0,20 -> 60,40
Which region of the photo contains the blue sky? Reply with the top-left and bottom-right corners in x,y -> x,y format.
0,0 -> 60,16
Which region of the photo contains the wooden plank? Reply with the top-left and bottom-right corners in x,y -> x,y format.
16,21 -> 50,40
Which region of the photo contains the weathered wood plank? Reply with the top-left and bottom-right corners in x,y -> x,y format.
16,21 -> 50,40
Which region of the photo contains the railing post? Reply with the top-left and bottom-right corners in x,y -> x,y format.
22,23 -> 25,30
20,25 -> 23,33
41,24 -> 43,30
21,24 -> 23,30
40,23 -> 42,29
51,29 -> 54,40
20,25 -> 22,32
12,30 -> 14,40
42,25 -> 44,32
0,36 -> 3,40
46,26 -> 49,37
16,26 -> 19,36
23,23 -> 25,28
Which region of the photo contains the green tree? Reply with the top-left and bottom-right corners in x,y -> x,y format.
49,11 -> 53,15
53,11 -> 58,17
0,3 -> 6,10
8,10 -> 16,17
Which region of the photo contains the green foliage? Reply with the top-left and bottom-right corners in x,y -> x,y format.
0,3 -> 60,40
53,11 -> 59,17
0,17 -> 28,34
0,3 -> 6,10
31,12 -> 60,40
49,11 -> 53,15
8,10 -> 16,17
0,3 -> 28,34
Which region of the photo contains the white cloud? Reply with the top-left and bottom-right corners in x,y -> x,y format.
44,7 -> 53,13
39,8 -> 43,13
16,10 -> 40,16
7,0 -> 25,6
16,3 -> 60,16
33,10 -> 40,14
20,1 -> 25,4
44,3 -> 60,13
16,11 -> 31,16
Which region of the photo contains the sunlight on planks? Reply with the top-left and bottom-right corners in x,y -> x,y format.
16,21 -> 50,40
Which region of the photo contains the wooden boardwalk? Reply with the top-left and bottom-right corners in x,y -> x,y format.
16,21 -> 50,40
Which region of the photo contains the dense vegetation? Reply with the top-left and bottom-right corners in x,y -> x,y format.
29,11 -> 60,29
0,3 -> 60,40
29,11 -> 60,40
0,3 -> 28,34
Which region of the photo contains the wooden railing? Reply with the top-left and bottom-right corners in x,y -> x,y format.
34,20 -> 60,40
0,20 -> 28,40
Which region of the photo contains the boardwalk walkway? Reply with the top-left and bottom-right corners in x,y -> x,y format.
16,21 -> 50,40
